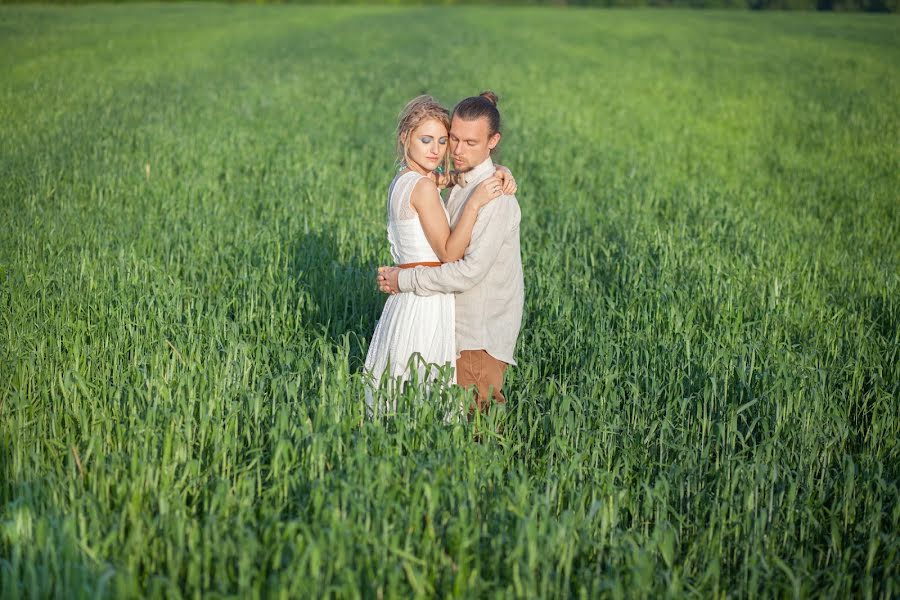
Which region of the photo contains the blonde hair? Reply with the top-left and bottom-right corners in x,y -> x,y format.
396,95 -> 451,173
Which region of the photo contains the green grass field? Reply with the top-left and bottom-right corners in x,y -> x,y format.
2,4 -> 898,598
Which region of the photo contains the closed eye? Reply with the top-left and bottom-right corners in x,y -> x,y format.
438,137 -> 447,145
419,136 -> 433,143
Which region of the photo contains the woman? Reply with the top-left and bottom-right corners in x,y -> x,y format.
364,95 -> 515,414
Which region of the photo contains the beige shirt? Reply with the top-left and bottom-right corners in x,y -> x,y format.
398,157 -> 524,365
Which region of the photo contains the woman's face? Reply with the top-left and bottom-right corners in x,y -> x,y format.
405,118 -> 448,173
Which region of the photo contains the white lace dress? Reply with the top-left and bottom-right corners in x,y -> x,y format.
364,171 -> 456,413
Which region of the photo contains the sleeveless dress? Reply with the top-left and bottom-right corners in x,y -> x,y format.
364,171 -> 456,413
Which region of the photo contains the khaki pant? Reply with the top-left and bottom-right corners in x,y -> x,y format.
457,350 -> 507,413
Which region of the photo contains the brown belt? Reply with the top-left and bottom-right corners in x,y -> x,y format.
397,261 -> 442,269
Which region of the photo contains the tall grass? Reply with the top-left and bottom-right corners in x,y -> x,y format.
1,5 -> 898,597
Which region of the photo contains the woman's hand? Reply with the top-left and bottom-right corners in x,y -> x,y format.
468,175 -> 504,209
494,166 -> 517,195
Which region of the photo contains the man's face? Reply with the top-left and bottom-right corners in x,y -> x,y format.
449,116 -> 501,173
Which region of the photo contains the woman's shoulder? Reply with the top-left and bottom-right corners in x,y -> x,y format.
392,169 -> 433,188
410,174 -> 440,203
412,172 -> 438,190
389,169 -> 421,195
409,175 -> 440,214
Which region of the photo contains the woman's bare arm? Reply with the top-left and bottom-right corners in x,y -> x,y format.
411,176 -> 504,263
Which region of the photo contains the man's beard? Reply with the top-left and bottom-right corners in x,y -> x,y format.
453,160 -> 474,172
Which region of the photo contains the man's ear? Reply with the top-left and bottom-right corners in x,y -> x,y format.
488,132 -> 501,150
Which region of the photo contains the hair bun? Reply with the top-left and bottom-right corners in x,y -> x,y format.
479,90 -> 499,106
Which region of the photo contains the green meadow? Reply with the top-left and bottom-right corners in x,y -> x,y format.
1,4 -> 898,598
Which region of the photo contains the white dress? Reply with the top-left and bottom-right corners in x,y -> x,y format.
364,171 -> 456,413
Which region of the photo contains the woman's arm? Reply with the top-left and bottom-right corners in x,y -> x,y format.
411,176 -> 503,263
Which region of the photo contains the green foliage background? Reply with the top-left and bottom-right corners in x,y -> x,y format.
1,0 -> 898,12
2,4 -> 899,598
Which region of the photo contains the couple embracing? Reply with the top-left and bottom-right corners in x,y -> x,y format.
365,91 -> 524,416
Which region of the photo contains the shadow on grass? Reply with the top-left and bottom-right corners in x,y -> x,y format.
287,231 -> 384,371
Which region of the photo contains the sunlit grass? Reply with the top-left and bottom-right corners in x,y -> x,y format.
1,5 -> 898,598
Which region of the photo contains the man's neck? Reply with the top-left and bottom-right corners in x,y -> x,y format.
459,156 -> 494,188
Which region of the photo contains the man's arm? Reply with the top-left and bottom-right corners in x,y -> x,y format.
398,197 -> 518,296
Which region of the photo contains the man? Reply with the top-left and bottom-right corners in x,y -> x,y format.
377,91 -> 524,412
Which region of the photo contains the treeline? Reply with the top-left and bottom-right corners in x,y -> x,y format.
223,0 -> 898,11
4,0 -> 896,10
549,0 -> 897,9
358,0 -> 900,10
